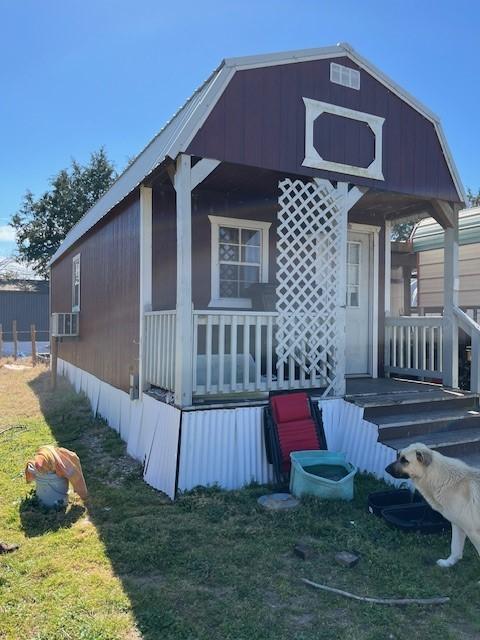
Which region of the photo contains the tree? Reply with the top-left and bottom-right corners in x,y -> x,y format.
467,188 -> 480,207
11,148 -> 116,277
391,221 -> 416,241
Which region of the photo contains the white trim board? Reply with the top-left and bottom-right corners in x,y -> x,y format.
50,42 -> 464,265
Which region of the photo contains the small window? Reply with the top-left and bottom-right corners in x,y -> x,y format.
346,241 -> 360,307
209,216 -> 271,308
72,254 -> 81,312
330,62 -> 360,90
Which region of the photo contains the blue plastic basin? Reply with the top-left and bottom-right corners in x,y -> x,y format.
289,451 -> 357,501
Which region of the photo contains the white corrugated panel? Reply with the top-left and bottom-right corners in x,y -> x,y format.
177,406 -> 273,491
143,401 -> 181,499
127,394 -> 161,464
178,409 -> 237,491
319,398 -> 401,486
235,407 -> 273,486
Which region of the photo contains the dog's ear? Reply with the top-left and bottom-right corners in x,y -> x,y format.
416,449 -> 432,466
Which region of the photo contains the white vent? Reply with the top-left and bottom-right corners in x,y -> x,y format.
330,63 -> 360,90
51,312 -> 79,337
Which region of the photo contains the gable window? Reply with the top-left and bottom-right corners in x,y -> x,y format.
72,254 -> 81,312
208,216 -> 271,308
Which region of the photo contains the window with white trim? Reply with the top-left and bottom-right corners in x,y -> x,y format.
346,241 -> 360,307
208,216 -> 271,308
72,254 -> 81,312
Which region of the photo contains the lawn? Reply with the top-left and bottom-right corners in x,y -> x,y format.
1,362 -> 480,640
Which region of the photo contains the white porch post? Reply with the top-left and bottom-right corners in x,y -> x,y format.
172,154 -> 221,406
139,184 -> 152,394
174,154 -> 194,407
442,208 -> 459,388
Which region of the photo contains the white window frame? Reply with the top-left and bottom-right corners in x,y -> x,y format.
72,253 -> 81,312
208,215 -> 271,309
302,97 -> 385,181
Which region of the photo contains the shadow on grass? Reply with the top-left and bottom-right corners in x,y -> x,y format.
27,370 -> 180,639
19,491 -> 85,537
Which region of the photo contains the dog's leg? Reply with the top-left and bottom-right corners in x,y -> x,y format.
437,523 -> 466,568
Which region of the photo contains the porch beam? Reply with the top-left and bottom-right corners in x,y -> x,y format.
139,184 -> 152,394
431,199 -> 455,229
345,185 -> 368,210
191,158 -> 221,190
442,206 -> 460,388
173,154 -> 220,407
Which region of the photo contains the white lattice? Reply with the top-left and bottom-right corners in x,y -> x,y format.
276,178 -> 348,396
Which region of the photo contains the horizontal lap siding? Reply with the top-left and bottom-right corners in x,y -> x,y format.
51,195 -> 140,392
418,246 -> 480,308
187,57 -> 459,202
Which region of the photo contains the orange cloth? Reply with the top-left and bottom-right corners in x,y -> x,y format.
25,445 -> 88,500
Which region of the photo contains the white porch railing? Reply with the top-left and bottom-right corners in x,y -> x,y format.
144,311 -> 176,392
384,315 -> 444,380
192,310 -> 326,395
454,306 -> 480,394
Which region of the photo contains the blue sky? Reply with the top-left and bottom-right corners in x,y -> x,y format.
1,0 -> 479,258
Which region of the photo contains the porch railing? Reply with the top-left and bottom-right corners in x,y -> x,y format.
384,315 -> 444,380
454,306 -> 480,394
144,310 -> 176,392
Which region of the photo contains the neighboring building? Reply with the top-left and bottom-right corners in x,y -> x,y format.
0,279 -> 49,341
413,207 -> 480,314
50,43 -> 470,498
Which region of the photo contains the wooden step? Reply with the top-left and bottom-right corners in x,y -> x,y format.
376,408 -> 480,441
355,390 -> 479,421
383,426 -> 480,458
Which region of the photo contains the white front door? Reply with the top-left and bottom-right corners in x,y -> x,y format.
345,230 -> 372,375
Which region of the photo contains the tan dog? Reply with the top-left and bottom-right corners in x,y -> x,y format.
385,443 -> 480,568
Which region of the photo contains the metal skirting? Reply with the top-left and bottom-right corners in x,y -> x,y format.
59,358 -> 400,496
177,406 -> 273,491
58,359 -> 181,499
320,398 -> 399,485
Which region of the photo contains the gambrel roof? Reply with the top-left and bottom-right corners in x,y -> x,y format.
51,42 -> 465,265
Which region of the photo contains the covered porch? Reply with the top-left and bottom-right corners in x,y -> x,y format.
138,156 -> 477,407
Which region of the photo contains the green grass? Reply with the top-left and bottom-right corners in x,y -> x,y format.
1,364 -> 480,640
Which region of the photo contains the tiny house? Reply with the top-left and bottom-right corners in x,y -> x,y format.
50,44 -> 477,498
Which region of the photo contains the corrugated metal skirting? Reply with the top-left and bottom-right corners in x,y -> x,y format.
320,398 -> 400,486
58,358 -> 181,499
177,406 -> 273,491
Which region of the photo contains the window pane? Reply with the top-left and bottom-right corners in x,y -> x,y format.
219,243 -> 239,261
241,229 -> 261,246
241,245 -> 260,263
240,265 -> 260,283
348,242 -> 360,264
219,227 -> 239,243
220,263 -> 239,281
347,286 -> 359,307
220,280 -> 238,298
347,264 -> 359,286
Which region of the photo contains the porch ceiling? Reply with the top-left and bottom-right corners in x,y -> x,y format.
151,160 -> 450,225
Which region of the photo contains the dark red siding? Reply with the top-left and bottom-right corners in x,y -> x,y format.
51,194 -> 140,392
187,57 -> 459,203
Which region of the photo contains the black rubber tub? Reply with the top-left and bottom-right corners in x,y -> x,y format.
381,503 -> 450,535
367,489 -> 424,517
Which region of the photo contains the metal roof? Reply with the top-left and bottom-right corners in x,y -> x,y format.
50,43 -> 465,265
412,207 -> 480,252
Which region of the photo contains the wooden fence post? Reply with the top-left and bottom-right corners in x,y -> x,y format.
31,324 -> 37,366
51,336 -> 58,390
12,321 -> 17,361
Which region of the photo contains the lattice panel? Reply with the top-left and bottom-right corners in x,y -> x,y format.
276,178 -> 347,396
